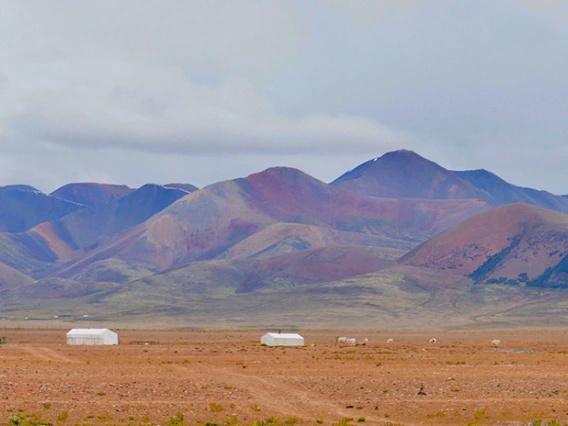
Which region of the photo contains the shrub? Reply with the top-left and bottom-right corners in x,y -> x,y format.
473,410 -> 486,419
169,413 -> 184,425
333,417 -> 354,426
209,403 -> 224,413
57,412 -> 68,422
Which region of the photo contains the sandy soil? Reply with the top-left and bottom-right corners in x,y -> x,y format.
1,328 -> 568,425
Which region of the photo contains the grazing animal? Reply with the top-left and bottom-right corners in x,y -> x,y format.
335,336 -> 356,346
491,339 -> 501,347
429,338 -> 437,343
386,338 -> 394,343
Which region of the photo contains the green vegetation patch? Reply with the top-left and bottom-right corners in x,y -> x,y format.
469,235 -> 522,283
527,254 -> 568,288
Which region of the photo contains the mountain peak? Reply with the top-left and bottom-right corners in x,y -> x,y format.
331,149 -> 480,200
251,166 -> 309,177
2,184 -> 42,193
50,183 -> 132,208
246,167 -> 326,188
332,150 -> 439,185
380,149 -> 423,160
163,183 -> 199,193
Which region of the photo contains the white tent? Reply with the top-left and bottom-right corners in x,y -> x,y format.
261,332 -> 304,346
67,328 -> 118,345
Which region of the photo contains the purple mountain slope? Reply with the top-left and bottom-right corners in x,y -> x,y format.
50,183 -> 133,208
332,150 -> 568,213
0,186 -> 85,233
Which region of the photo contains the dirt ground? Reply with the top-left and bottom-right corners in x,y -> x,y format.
2,328 -> 568,425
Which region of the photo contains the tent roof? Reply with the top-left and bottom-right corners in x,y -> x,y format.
67,328 -> 113,335
264,333 -> 303,339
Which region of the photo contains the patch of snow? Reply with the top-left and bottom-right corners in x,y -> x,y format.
164,186 -> 190,193
49,194 -> 90,208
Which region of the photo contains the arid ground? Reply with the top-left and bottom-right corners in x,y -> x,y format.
2,328 -> 568,425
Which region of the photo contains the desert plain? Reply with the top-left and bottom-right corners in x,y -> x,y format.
2,328 -> 568,426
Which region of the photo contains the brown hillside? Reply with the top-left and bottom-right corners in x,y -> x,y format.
47,169 -> 488,280
0,262 -> 34,291
93,244 -> 394,304
400,203 -> 568,284
30,222 -> 81,263
47,180 -> 275,278
239,245 -> 393,293
240,167 -> 489,239
223,222 -> 408,260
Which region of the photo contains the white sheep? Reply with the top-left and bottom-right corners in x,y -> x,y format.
429,338 -> 437,343
386,338 -> 394,343
491,339 -> 501,347
335,336 -> 356,346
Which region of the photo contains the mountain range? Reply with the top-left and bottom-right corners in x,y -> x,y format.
2,149 -> 568,329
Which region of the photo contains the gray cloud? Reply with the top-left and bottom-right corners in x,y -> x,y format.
262,1 -> 568,192
0,132 -> 380,193
0,1 -> 567,194
10,74 -> 410,156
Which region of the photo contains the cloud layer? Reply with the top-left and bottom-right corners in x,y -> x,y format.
1,1 -> 567,193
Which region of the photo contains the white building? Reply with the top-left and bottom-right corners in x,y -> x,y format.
66,328 -> 119,345
261,332 -> 304,346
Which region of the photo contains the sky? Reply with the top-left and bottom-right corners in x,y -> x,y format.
1,0 -> 567,194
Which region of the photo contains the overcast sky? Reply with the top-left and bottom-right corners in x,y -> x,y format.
1,0 -> 567,194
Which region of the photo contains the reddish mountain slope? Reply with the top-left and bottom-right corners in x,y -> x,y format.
49,180 -> 275,277
47,168 -> 489,280
96,244 -> 393,301
0,184 -> 191,283
224,222 -> 407,260
0,262 -> 34,291
238,167 -> 489,237
239,245 -> 393,293
30,222 -> 80,263
400,203 -> 568,285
